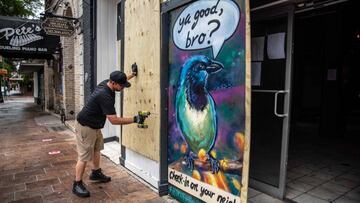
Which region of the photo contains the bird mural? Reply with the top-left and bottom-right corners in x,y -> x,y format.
175,55 -> 223,173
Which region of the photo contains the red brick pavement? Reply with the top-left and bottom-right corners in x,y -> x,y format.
0,99 -> 161,203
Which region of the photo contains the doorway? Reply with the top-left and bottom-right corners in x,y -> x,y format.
286,1 -> 360,202
249,5 -> 294,199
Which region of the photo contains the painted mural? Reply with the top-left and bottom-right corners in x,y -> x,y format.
167,0 -> 247,202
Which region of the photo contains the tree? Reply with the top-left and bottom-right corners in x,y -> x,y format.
0,58 -> 15,99
0,0 -> 43,18
0,58 -> 15,77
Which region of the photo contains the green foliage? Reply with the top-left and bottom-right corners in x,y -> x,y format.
0,59 -> 14,77
0,0 -> 43,18
20,74 -> 31,85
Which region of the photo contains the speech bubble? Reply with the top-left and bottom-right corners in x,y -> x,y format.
173,0 -> 240,58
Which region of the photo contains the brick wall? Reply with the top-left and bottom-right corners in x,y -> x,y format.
58,0 -> 85,118
62,36 -> 75,119
74,33 -> 84,116
73,0 -> 85,116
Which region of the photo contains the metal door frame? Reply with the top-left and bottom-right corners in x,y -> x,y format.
249,4 -> 294,199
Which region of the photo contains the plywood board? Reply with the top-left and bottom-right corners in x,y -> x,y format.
122,0 -> 161,162
166,0 -> 251,202
241,1 -> 251,202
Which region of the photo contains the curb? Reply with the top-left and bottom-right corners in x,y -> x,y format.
45,109 -> 61,119
64,121 -> 76,133
45,109 -> 76,133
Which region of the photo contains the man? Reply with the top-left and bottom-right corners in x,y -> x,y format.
73,69 -> 145,197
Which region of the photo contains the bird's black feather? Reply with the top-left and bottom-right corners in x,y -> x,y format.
185,68 -> 209,111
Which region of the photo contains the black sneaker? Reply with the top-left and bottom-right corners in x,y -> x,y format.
72,180 -> 90,198
89,168 -> 111,183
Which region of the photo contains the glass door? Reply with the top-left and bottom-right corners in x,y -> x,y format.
249,5 -> 294,199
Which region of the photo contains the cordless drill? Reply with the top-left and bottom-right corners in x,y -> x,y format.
137,111 -> 150,128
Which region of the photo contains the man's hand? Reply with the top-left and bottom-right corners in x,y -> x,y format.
133,114 -> 146,124
131,63 -> 138,76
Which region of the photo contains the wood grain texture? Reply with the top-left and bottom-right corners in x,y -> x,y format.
122,0 -> 161,162
241,0 -> 251,202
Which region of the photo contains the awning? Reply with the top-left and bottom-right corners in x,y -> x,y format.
18,63 -> 44,74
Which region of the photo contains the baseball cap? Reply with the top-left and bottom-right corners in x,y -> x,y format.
110,71 -> 131,88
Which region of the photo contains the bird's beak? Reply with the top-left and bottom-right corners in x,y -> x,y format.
206,61 -> 223,74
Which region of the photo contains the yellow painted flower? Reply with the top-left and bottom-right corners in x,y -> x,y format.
220,159 -> 229,169
192,170 -> 201,181
204,172 -> 218,187
210,150 -> 217,159
216,171 -> 230,192
198,148 -> 207,162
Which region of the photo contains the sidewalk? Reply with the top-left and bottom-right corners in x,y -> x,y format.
0,98 -> 162,203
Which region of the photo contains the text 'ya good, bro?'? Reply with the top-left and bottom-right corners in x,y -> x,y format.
173,0 -> 240,58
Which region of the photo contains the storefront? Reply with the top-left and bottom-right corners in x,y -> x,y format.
88,0 -> 359,202
0,16 -> 60,105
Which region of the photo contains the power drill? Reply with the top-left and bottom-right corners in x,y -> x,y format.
137,111 -> 150,128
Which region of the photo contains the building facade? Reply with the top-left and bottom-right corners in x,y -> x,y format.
42,0 -> 360,202
44,0 -> 84,120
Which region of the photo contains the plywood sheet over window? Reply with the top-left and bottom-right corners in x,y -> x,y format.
122,0 -> 160,162
165,0 -> 251,202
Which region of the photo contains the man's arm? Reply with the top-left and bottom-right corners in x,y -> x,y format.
128,63 -> 138,80
107,115 -> 134,125
127,73 -> 136,81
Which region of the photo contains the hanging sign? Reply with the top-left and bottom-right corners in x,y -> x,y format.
167,0 -> 250,202
42,18 -> 75,37
0,16 -> 60,55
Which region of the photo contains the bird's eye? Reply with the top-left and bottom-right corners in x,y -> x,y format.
199,64 -> 205,69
